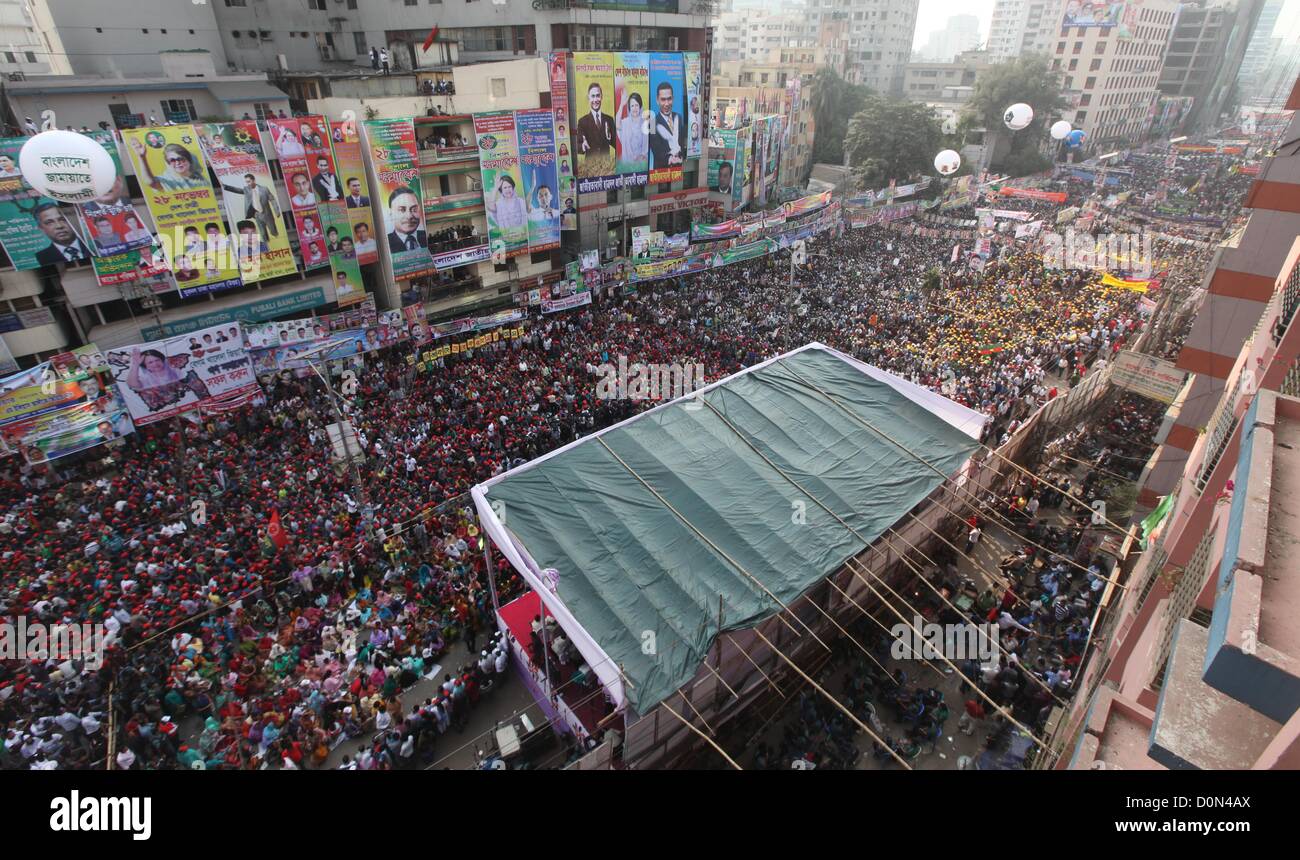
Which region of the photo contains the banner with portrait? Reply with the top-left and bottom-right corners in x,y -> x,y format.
0,385 -> 134,465
90,236 -> 174,292
0,195 -> 90,270
104,324 -> 261,425
516,109 -> 561,254
684,52 -> 704,159
572,52 -> 618,192
200,121 -> 298,284
648,52 -> 686,184
122,125 -> 243,298
474,111 -> 529,261
733,125 -> 752,210
546,52 -> 579,231
363,117 -> 435,279
0,138 -> 35,202
329,120 -> 380,264
320,200 -> 366,307
76,131 -> 154,259
612,52 -> 650,178
267,117 -> 329,272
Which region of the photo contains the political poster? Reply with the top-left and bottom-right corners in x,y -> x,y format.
90,237 -> 174,292
684,52 -> 704,159
329,120 -> 380,264
363,117 -> 435,278
734,125 -> 752,210
320,200 -> 366,307
648,52 -> 686,184
268,116 -> 329,272
515,109 -> 561,254
200,121 -> 298,284
77,131 -> 154,259
0,138 -> 35,203
546,51 -> 579,231
104,323 -> 261,425
572,52 -> 618,192
122,125 -> 243,298
474,111 -> 529,261
0,386 -> 134,465
0,196 -> 91,270
612,52 -> 650,177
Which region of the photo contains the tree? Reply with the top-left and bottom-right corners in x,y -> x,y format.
963,55 -> 1066,174
810,67 -> 872,166
844,94 -> 943,188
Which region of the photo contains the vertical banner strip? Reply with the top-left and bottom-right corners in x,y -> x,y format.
329,120 -> 380,265
363,117 -> 435,279
515,108 -> 561,254
474,111 -> 529,260
547,51 -> 578,231
200,120 -> 298,284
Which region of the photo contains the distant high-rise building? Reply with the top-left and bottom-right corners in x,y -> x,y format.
804,0 -> 919,95
918,14 -> 982,62
1238,0 -> 1283,88
988,0 -> 1060,61
1047,0 -> 1181,150
1159,0 -> 1267,132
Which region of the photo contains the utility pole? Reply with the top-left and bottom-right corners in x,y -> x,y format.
300,343 -> 374,541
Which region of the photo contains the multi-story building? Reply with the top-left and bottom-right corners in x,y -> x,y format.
1049,235 -> 1300,770
987,0 -> 1060,61
1048,0 -> 1180,150
915,14 -> 982,62
0,0 -> 64,77
1137,76 -> 1300,520
1237,0 -> 1283,89
804,0 -> 919,95
27,0 -> 714,77
711,47 -> 820,187
1157,0 -> 1263,132
1041,83 -> 1300,772
903,48 -> 991,102
712,5 -> 807,67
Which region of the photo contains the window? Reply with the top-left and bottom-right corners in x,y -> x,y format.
348,0 -> 358,7
3,52 -> 14,64
490,77 -> 506,98
160,98 -> 198,121
1090,59 -> 1101,70
354,31 -> 367,54
1084,76 -> 1096,89
405,0 -> 417,5
253,102 -> 274,121
224,0 -> 247,6
309,0 -> 327,8
24,51 -> 35,63
1067,59 -> 1077,70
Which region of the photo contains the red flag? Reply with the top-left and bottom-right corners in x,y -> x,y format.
268,510 -> 288,551
422,25 -> 439,52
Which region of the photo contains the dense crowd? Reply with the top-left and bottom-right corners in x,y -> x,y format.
0,141 -> 1248,769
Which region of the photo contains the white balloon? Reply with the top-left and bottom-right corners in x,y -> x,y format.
18,130 -> 116,203
1003,102 -> 1033,131
934,149 -> 961,176
1050,120 -> 1073,140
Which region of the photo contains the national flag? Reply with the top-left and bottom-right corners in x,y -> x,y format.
1101,272 -> 1150,292
268,510 -> 288,550
422,25 -> 440,52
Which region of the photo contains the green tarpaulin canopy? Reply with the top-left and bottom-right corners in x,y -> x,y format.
474,345 -> 983,713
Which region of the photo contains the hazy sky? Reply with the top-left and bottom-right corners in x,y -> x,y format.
912,0 -> 1300,50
